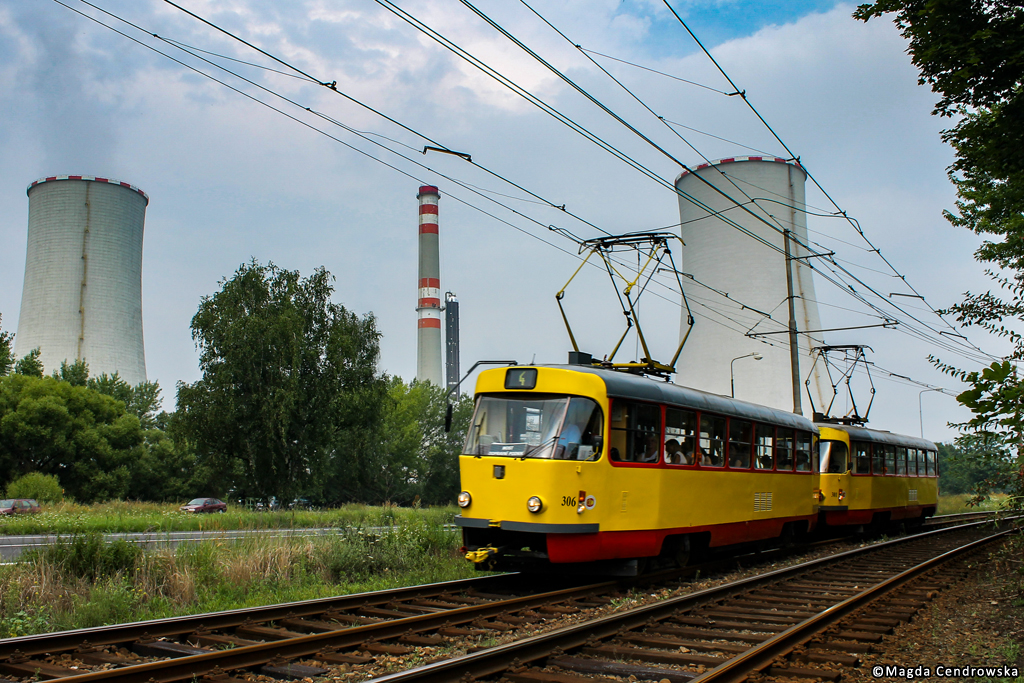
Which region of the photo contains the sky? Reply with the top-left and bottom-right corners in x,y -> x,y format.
0,0 -> 1005,442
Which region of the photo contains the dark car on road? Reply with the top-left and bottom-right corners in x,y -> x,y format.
0,499 -> 41,515
179,498 -> 227,513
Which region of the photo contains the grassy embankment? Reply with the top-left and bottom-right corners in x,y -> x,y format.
0,500 -> 456,535
937,493 -> 1012,514
0,503 -> 476,638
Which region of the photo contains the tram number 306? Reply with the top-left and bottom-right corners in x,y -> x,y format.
561,496 -> 577,508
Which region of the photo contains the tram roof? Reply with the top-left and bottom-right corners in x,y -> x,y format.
542,365 -> 818,433
818,424 -> 937,451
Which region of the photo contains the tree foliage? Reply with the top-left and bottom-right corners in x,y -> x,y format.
856,1 -> 1024,510
0,313 -> 13,377
937,435 -> 1013,496
334,377 -> 473,506
6,471 -> 64,503
855,1 -> 1024,267
176,260 -> 386,502
0,375 -> 143,502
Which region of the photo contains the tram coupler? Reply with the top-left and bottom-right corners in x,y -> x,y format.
465,546 -> 501,564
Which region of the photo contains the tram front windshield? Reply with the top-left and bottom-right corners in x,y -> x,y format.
465,394 -> 603,460
819,440 -> 849,474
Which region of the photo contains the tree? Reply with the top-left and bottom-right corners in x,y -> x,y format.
0,375 -> 143,501
937,435 -> 1012,496
855,1 -> 1024,268
6,472 -> 64,503
336,378 -> 474,506
0,313 -> 13,377
856,1 -> 1024,511
176,260 -> 386,502
14,349 -> 43,378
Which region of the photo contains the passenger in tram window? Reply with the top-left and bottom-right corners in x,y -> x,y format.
664,438 -> 683,464
699,414 -> 726,467
639,433 -> 661,463
776,429 -> 795,471
795,432 -> 813,471
728,420 -> 752,469
665,408 -> 697,465
755,424 -> 775,469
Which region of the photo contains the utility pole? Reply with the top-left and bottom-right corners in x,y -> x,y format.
784,228 -> 803,415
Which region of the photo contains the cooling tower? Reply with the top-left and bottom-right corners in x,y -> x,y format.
14,175 -> 148,386
674,157 -> 826,416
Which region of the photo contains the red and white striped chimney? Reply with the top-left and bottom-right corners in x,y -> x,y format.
416,185 -> 443,384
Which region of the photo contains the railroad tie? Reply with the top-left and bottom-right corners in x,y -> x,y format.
547,655 -> 695,682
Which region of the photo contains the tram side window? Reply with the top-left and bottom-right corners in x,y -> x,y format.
609,401 -> 661,463
665,408 -> 697,465
795,432 -> 813,471
755,424 -> 775,470
883,444 -> 896,475
896,447 -> 908,475
728,419 -> 752,469
820,440 -> 849,474
776,428 -> 795,471
853,441 -> 871,474
908,448 -> 918,476
871,444 -> 884,476
699,414 -> 726,467
926,450 -> 937,476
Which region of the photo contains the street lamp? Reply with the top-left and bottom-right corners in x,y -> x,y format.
731,352 -> 763,398
918,387 -> 942,438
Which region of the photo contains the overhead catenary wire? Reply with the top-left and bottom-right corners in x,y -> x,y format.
55,0 -> 787,364
504,1 -> 995,365
57,0 -> 986,388
658,0 -> 992,361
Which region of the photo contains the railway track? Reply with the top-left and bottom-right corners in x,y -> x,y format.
0,515 -> 1006,682
364,519 -> 1017,683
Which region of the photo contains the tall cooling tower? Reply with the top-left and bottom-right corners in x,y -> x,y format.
674,157 -> 826,416
14,175 -> 148,386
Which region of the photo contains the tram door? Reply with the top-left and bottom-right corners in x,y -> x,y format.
819,439 -> 851,508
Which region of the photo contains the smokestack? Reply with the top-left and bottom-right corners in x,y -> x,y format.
445,291 -> 460,392
416,185 -> 442,385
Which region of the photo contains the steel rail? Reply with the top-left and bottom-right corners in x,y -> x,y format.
361,519 -> 1009,683
19,579 -> 621,683
0,572 -> 519,658
687,527 -> 1016,683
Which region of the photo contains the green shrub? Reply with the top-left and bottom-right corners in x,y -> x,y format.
6,472 -> 64,504
27,534 -> 141,580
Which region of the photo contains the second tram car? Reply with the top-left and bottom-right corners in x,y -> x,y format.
455,364 -> 938,574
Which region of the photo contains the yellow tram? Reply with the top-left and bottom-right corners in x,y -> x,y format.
454,364 -> 939,573
817,424 -> 938,529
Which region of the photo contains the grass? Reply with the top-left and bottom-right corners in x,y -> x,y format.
937,493 -> 1012,514
0,500 -> 458,536
0,518 -> 477,637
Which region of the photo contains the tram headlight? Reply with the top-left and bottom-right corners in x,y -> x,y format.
527,496 -> 543,513
457,491 -> 472,508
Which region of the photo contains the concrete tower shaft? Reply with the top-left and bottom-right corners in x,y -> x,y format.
15,175 -> 148,385
416,185 -> 443,385
674,158 -> 826,416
